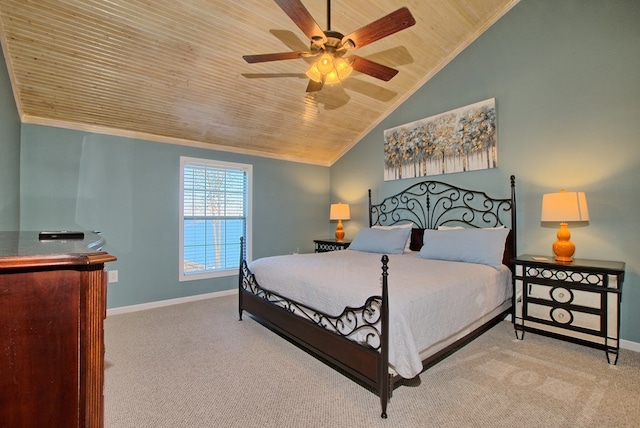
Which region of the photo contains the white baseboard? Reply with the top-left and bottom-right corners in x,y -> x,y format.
106,289 -> 238,317
621,339 -> 640,353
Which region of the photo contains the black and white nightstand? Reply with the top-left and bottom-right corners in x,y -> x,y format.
513,254 -> 625,364
314,239 -> 351,253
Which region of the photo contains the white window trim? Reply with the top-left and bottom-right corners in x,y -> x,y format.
179,156 -> 252,282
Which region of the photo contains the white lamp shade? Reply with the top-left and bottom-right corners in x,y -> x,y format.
541,191 -> 589,222
330,203 -> 350,221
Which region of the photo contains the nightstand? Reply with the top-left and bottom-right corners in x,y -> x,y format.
513,255 -> 625,364
313,239 -> 351,253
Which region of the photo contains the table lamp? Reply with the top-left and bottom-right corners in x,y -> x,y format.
541,190 -> 589,262
330,203 -> 350,242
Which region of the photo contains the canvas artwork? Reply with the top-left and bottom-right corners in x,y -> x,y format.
383,98 -> 497,181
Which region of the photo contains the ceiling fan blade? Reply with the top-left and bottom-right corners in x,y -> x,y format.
243,51 -> 307,63
306,79 -> 324,92
274,0 -> 327,43
348,55 -> 399,81
342,7 -> 416,50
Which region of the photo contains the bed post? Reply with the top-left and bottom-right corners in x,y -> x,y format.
379,255 -> 390,419
238,237 -> 244,321
368,189 -> 373,227
510,175 -> 517,263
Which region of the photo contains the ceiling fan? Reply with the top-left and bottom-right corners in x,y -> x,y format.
243,0 -> 416,92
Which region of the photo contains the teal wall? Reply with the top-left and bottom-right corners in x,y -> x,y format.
19,126 -> 329,308
331,0 -> 640,342
0,44 -> 21,230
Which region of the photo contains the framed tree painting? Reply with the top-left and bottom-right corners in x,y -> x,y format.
383,98 -> 497,181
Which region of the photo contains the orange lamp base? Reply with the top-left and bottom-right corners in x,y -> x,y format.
552,222 -> 575,263
335,220 -> 345,242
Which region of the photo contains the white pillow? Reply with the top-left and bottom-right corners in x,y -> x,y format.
349,227 -> 412,255
373,223 -> 413,252
418,228 -> 510,269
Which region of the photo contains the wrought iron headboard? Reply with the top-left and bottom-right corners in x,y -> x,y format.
369,175 -> 517,268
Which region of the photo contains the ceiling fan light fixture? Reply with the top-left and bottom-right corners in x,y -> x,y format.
306,54 -> 353,84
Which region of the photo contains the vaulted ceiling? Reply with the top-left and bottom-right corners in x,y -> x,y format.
0,0 -> 518,165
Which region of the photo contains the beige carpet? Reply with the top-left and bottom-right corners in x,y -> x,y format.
104,295 -> 640,427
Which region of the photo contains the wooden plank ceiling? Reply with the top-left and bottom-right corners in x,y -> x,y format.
0,0 -> 518,166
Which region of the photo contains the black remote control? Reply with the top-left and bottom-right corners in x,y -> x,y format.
39,231 -> 85,240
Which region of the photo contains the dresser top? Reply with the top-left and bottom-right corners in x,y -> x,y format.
0,231 -> 116,269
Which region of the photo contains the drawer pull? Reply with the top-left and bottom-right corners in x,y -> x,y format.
551,287 -> 573,303
551,307 -> 573,325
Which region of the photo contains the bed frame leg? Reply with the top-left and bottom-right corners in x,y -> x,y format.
380,383 -> 388,419
238,237 -> 245,322
380,375 -> 390,419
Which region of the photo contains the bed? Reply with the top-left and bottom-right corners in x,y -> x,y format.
238,176 -> 517,418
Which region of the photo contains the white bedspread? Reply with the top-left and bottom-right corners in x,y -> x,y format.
248,249 -> 512,378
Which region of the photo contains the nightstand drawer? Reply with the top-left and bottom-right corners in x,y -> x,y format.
526,302 -> 601,331
526,283 -> 601,309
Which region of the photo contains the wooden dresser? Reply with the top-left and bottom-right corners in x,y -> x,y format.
0,231 -> 116,428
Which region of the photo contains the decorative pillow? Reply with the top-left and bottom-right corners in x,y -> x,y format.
349,227 -> 412,254
373,223 -> 413,251
417,228 -> 510,269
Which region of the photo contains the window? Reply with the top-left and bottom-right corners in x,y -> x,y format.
180,157 -> 252,281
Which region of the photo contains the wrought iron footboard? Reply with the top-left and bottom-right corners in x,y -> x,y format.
238,240 -> 391,418
240,259 -> 384,350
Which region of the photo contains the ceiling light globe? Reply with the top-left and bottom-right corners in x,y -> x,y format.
334,57 -> 353,80
325,70 -> 340,85
317,54 -> 335,75
305,64 -> 322,83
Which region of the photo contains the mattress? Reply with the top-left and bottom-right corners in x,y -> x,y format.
248,249 -> 512,378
